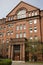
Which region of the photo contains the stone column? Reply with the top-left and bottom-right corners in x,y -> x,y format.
11,45 -> 13,60
23,44 -> 25,61
8,45 -> 11,59
20,45 -> 21,60
29,53 -> 32,62
20,44 -> 23,61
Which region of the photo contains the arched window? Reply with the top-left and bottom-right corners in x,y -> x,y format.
17,9 -> 26,19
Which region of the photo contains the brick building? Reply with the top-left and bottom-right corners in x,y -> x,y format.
0,1 -> 43,61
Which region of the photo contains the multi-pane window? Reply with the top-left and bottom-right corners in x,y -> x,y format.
0,33 -> 3,37
2,39 -> 4,43
29,27 -> 33,33
32,11 -> 34,16
29,12 -> 31,17
30,36 -> 33,40
16,25 -> 19,30
20,33 -> 22,38
34,19 -> 37,24
8,17 -> 11,21
0,26 -> 2,30
35,12 -> 37,15
4,26 -> 6,30
7,24 -> 13,28
34,26 -> 37,32
17,9 -> 26,19
10,16 -> 14,20
10,31 -> 13,35
6,30 -> 13,35
6,39 -> 9,43
23,32 -> 26,38
6,31 -> 10,35
29,20 -> 32,24
34,35 -> 38,40
16,34 -> 19,38
20,24 -> 22,30
23,24 -> 26,30
0,26 -> 6,30
0,26 -> 4,30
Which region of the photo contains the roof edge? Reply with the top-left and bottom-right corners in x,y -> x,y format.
6,1 -> 40,17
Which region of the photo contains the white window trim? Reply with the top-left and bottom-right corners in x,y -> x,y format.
23,24 -> 26,30
29,28 -> 33,33
16,34 -> 19,38
16,25 -> 19,30
23,32 -> 26,38
20,24 -> 22,30
34,19 -> 37,24
29,20 -> 32,24
30,37 -> 33,40
34,26 -> 37,32
20,33 -> 22,38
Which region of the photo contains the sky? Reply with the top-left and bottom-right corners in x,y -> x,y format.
0,0 -> 43,19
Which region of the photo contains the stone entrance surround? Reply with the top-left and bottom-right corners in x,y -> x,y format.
8,38 -> 27,61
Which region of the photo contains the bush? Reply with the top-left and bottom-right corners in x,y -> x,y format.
0,59 -> 12,65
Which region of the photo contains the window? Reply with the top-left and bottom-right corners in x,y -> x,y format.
34,19 -> 37,24
4,26 -> 6,30
20,33 -> 22,38
16,25 -> 19,30
0,26 -> 2,30
7,24 -> 13,28
23,32 -> 26,38
35,12 -> 37,15
6,39 -> 9,43
7,31 -> 10,35
0,26 -> 3,30
30,36 -> 33,40
23,24 -> 26,29
8,17 -> 11,21
29,27 -> 33,33
29,20 -> 32,24
29,12 -> 31,17
32,45 -> 34,48
10,16 -> 14,20
6,30 -> 13,35
32,11 -> 34,16
2,39 -> 4,43
34,35 -> 38,40
20,24 -> 22,30
34,26 -> 37,32
0,33 -> 3,37
16,34 -> 19,38
17,9 -> 26,19
10,31 -> 13,35
14,45 -> 20,51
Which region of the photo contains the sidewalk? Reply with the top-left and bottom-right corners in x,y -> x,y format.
12,61 -> 43,65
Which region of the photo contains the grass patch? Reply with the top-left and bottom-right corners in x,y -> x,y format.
0,59 -> 12,65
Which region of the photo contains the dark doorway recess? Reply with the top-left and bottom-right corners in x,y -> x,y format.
13,45 -> 20,61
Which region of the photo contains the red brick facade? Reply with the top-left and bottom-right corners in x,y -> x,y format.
0,1 -> 43,61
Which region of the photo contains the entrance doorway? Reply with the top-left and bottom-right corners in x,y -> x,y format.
13,45 -> 20,61
31,55 -> 37,62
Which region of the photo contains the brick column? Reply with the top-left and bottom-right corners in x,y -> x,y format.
11,45 -> 13,60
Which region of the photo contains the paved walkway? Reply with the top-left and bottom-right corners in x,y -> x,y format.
12,61 -> 43,65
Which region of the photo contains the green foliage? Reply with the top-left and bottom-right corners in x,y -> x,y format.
25,39 -> 43,54
0,59 -> 12,65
